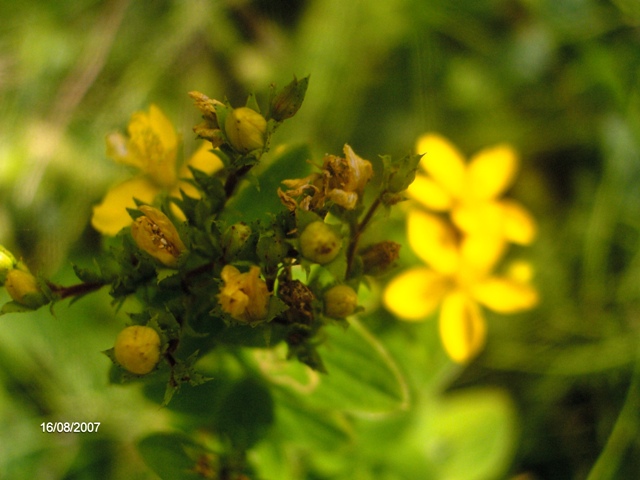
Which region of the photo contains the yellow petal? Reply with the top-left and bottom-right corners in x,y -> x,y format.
128,105 -> 178,187
460,233 -> 506,275
91,177 -> 159,235
416,134 -> 466,199
439,291 -> 486,363
148,104 -> 178,152
466,144 -> 518,201
185,142 -> 224,176
106,132 -> 138,167
452,201 -> 505,236
407,173 -> 454,211
501,200 -> 537,245
383,267 -> 449,320
178,142 -> 225,199
407,210 -> 460,275
471,276 -> 539,313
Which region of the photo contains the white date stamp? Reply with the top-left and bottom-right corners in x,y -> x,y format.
41,422 -> 101,433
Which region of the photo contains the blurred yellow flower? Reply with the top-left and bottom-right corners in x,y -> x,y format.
91,105 -> 223,235
383,210 -> 538,363
408,133 -> 536,251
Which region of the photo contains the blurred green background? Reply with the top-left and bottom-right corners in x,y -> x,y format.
2,0 -> 640,478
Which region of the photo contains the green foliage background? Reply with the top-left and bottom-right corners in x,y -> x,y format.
1,0 -> 640,478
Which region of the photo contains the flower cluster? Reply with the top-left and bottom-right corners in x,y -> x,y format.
384,134 -> 538,363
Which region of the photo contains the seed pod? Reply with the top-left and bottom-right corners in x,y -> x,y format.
4,269 -> 48,308
299,221 -> 342,264
224,107 -> 267,153
131,206 -> 186,268
114,325 -> 161,375
323,284 -> 358,319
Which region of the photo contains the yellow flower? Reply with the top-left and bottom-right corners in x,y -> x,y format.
408,134 -> 536,248
383,210 -> 538,363
217,265 -> 270,322
91,105 -> 223,235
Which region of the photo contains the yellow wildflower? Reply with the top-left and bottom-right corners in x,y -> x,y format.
408,134 -> 536,248
217,265 -> 270,322
383,210 -> 538,363
91,105 -> 223,235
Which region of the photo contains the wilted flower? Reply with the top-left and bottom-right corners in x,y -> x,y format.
131,205 -> 186,268
384,210 -> 538,363
218,265 -> 270,322
360,241 -> 401,276
189,91 -> 226,147
92,105 -> 223,235
278,144 -> 373,211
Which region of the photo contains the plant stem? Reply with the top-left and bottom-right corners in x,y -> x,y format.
346,194 -> 382,278
48,281 -> 105,300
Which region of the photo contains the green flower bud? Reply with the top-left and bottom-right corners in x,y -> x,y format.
131,206 -> 186,268
222,222 -> 252,259
299,221 -> 342,264
4,269 -> 48,308
114,325 -> 161,375
224,107 -> 267,153
270,75 -> 309,121
0,245 -> 17,284
323,285 -> 358,319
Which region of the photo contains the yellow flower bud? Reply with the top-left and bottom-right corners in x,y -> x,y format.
114,325 -> 161,375
217,265 -> 270,322
0,245 -> 17,284
299,221 -> 342,264
224,107 -> 267,153
4,269 -> 48,308
131,206 -> 186,268
323,284 -> 358,319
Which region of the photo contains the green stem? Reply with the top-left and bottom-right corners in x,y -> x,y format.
346,194 -> 382,278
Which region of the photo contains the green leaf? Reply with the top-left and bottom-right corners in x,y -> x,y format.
137,432 -> 211,480
216,376 -> 275,449
273,389 -> 352,449
223,144 -> 312,223
310,318 -> 409,414
421,388 -> 518,480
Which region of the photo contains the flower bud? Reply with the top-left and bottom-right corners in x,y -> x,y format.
218,265 -> 270,322
221,222 -> 252,259
114,325 -> 161,375
270,75 -> 309,121
0,245 -> 17,285
4,269 -> 48,308
131,206 -> 186,268
299,221 -> 342,264
323,285 -> 358,319
224,107 -> 267,153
